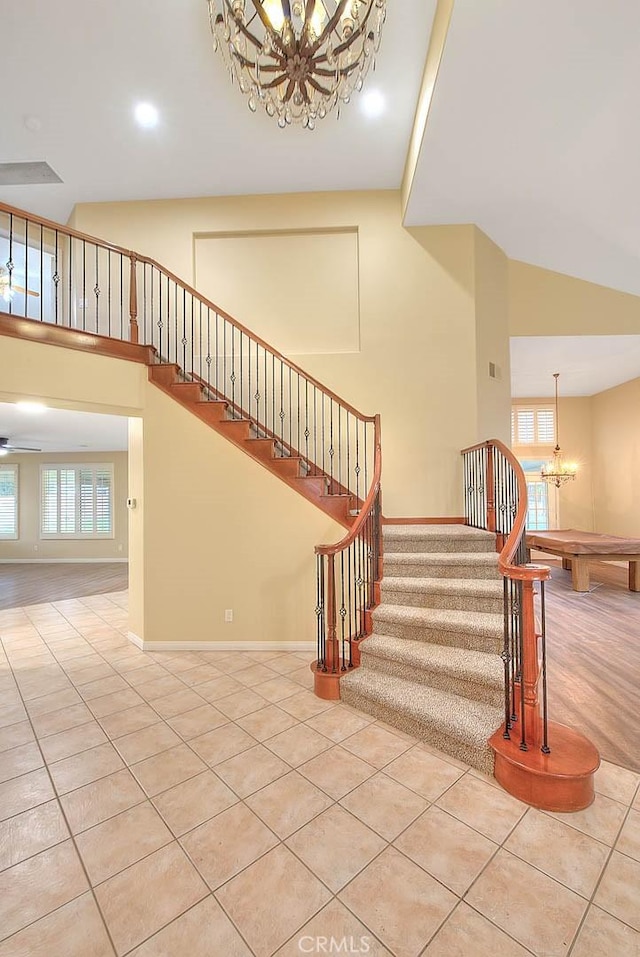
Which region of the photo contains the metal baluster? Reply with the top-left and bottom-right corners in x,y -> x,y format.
54,230 -> 59,324
39,224 -> 43,321
94,245 -> 99,332
329,399 -> 334,495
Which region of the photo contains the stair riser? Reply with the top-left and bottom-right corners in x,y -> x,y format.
384,561 -> 501,581
379,589 -> 503,614
358,650 -> 503,707
371,618 -> 502,654
340,684 -> 495,775
384,539 -> 496,555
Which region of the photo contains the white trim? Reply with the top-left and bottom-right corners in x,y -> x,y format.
126,634 -> 315,653
0,558 -> 128,564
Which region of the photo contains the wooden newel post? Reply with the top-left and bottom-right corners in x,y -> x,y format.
486,442 -> 497,534
129,254 -> 139,344
520,578 -> 542,749
325,554 -> 339,672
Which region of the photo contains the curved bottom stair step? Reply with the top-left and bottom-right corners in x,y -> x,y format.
380,576 -> 503,614
360,634 -> 503,707
341,669 -> 501,775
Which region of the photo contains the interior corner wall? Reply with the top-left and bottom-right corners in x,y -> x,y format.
473,228 -> 510,445
127,417 -> 144,643
591,377 -> 640,537
509,260 -> 640,336
72,191 -> 485,517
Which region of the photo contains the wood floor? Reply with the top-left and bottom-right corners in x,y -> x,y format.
543,559 -> 640,773
0,563 -> 128,610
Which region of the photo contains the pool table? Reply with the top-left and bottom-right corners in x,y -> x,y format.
525,529 -> 640,593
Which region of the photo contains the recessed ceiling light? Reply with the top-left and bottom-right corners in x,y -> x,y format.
134,102 -> 159,129
15,401 -> 47,414
361,89 -> 385,119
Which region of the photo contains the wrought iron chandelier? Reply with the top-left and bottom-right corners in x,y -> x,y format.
207,1 -> 387,128
541,373 -> 578,488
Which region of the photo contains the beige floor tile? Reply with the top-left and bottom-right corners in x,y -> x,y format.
423,902 -> 531,957
246,770 -> 333,839
122,664 -> 169,686
30,702 -> 95,738
287,665 -> 315,689
166,704 -> 227,739
505,807 -> 610,898
340,772 -> 428,841
177,664 -> 224,687
0,769 -> 55,822
189,723 -> 256,766
571,904 -> 640,957
213,743 -> 290,798
181,802 -> 278,889
0,800 -> 69,871
129,895 -> 251,957
78,675 -> 130,701
395,805 -> 497,896
0,700 -> 28,731
594,850 -> 640,931
336,724 -> 413,769
616,808 -> 640,862
278,691 -> 335,721
0,840 -> 88,941
299,745 -> 376,800
287,805 -> 385,891
0,722 -> 34,754
89,689 -> 145,718
436,773 -> 527,843
275,899 -> 392,956
196,675 -> 245,702
217,844 -> 331,957
131,743 -> 207,797
0,742 -> 43,784
49,742 -> 124,795
153,770 -> 237,836
39,721 -> 108,763
75,801 -> 173,885
233,664 -> 277,687
595,761 -> 640,806
113,723 -> 182,765
215,688 -> 270,720
466,849 -> 588,956
305,705 -> 373,743
265,724 -> 333,767
384,747 -> 466,801
25,687 -> 82,718
69,662 -> 118,686
131,674 -> 188,702
254,676 -> 302,703
268,654 -> 308,675
545,791 -> 628,845
235,704 -> 299,741
60,768 -> 146,834
339,846 -> 457,957
98,704 -> 160,740
0,891 -> 115,957
150,688 -> 206,719
95,842 -> 208,956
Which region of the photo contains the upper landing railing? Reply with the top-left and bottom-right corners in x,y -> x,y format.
0,202 -> 376,503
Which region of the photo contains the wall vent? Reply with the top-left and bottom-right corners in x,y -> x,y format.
489,361 -> 502,380
0,162 -> 63,185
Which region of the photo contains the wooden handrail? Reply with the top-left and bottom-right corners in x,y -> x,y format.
316,415 -> 381,555
0,200 -> 376,428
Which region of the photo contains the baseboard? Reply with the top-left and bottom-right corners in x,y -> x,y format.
0,558 -> 128,564
126,633 -> 315,653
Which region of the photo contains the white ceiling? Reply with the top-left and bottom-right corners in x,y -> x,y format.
0,0 -> 435,224
511,336 -> 640,398
404,0 -> 640,297
0,403 -> 128,453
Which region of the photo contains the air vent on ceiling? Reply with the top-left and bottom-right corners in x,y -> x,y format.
0,162 -> 63,185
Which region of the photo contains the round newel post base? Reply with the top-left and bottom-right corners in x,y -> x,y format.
490,721 -> 600,812
311,661 -> 343,700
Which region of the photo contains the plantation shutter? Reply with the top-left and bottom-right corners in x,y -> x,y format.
536,409 -> 555,444
0,466 -> 18,539
41,465 -> 113,537
512,408 -> 555,445
515,410 -> 535,444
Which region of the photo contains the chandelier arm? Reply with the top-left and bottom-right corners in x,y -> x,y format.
283,77 -> 296,102
221,0 -> 263,50
306,74 -> 333,95
316,5 -> 376,61
258,72 -> 290,89
233,52 -> 285,72
305,0 -> 351,56
247,0 -> 289,56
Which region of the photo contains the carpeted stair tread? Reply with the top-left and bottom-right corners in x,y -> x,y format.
373,603 -> 502,639
380,577 -> 503,598
341,669 -> 501,757
384,551 -> 499,567
360,634 -> 503,689
383,524 -> 496,554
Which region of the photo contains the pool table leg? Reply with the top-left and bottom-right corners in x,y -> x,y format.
630,561 -> 640,592
571,557 -> 590,592
562,558 -> 572,571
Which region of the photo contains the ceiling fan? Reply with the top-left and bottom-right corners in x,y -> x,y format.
0,265 -> 40,302
0,436 -> 42,455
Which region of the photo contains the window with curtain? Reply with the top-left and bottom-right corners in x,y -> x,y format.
0,465 -> 18,539
40,465 -> 114,538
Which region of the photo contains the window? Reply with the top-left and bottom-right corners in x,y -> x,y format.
512,407 -> 555,446
520,459 -> 558,531
40,465 -> 114,539
0,465 -> 18,540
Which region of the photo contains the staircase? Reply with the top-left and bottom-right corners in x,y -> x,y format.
341,524 -> 504,774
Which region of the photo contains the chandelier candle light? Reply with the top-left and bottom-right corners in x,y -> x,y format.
207,0 -> 387,128
541,373 -> 578,488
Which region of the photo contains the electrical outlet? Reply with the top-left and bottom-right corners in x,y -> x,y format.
224,609 -> 233,623
117,544 -> 123,552
33,544 -> 38,551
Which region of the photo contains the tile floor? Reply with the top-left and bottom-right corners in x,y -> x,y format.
0,591 -> 639,957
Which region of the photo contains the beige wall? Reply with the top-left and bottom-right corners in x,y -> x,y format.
592,377 -> 640,537
509,260 -> 640,337
0,451 -> 129,561
72,191 -> 512,517
474,229 -> 511,445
